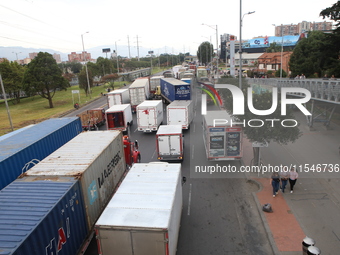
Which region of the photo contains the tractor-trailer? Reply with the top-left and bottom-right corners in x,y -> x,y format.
129,78 -> 150,112
149,75 -> 163,93
0,177 -> 88,255
77,107 -> 106,130
136,100 -> 163,132
0,117 -> 82,190
156,125 -> 184,161
106,104 -> 133,133
203,110 -> 243,160
95,162 -> 183,255
107,89 -> 130,107
167,100 -> 193,129
24,131 -> 126,231
160,78 -> 191,104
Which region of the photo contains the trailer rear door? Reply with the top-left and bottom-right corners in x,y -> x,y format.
98,229 -> 167,255
168,108 -> 186,126
170,135 -> 181,156
158,136 -> 170,155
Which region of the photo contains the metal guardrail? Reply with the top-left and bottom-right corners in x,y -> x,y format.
248,78 -> 340,104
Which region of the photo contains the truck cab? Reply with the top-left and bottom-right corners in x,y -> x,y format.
123,135 -> 141,168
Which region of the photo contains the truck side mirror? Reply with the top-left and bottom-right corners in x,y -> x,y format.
182,176 -> 186,185
134,140 -> 139,149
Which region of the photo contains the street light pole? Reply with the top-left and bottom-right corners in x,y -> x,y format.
202,24 -> 219,79
81,32 -> 91,99
115,40 -> 120,74
239,3 -> 255,89
280,24 -> 283,79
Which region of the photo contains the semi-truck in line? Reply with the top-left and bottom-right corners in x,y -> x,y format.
95,162 -> 183,255
106,104 -> 133,134
156,125 -> 184,161
167,100 -> 193,129
129,78 -> 150,112
77,108 -> 106,130
159,78 -> 191,104
107,89 -> 130,107
136,100 -> 163,132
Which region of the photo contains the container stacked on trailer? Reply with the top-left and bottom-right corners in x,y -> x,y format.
0,117 -> 82,190
0,131 -> 127,254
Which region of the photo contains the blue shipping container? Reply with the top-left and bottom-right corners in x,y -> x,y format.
0,117 -> 82,190
0,177 -> 88,255
160,78 -> 191,103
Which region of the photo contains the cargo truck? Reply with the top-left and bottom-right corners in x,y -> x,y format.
0,131 -> 140,255
24,131 -> 127,231
0,117 -> 82,190
77,108 -> 106,130
156,125 -> 184,161
107,89 -> 130,107
136,100 -> 163,132
106,104 -> 133,134
129,78 -> 150,112
203,110 -> 243,160
196,66 -> 208,81
95,162 -> 183,255
160,78 -> 191,104
167,100 -> 193,129
0,177 -> 88,255
149,75 -> 163,94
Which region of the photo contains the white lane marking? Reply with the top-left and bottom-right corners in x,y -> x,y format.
151,149 -> 156,159
191,145 -> 195,159
187,183 -> 192,216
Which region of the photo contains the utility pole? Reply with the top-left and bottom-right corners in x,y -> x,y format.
136,35 -> 140,61
127,35 -> 131,58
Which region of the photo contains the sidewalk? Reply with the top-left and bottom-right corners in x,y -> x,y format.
242,112 -> 340,255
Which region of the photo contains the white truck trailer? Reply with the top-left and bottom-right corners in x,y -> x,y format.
167,100 -> 193,129
203,110 -> 243,160
107,89 -> 130,107
95,162 -> 183,255
136,100 -> 163,132
106,104 -> 133,134
156,125 -> 184,161
129,78 -> 150,112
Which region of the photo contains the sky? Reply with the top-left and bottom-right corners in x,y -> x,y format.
0,0 -> 337,59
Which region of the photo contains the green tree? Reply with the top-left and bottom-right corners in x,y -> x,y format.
87,62 -> 101,77
289,31 -> 336,77
320,1 -> 340,77
0,60 -> 25,104
197,42 -> 213,65
78,66 -> 93,96
22,52 -> 69,108
219,82 -> 301,165
96,57 -> 114,76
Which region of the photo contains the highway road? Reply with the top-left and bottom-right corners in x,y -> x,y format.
67,80 -> 274,254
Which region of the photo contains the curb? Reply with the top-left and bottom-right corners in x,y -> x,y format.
241,158 -> 280,255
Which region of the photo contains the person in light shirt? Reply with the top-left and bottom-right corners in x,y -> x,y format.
289,167 -> 299,193
280,166 -> 290,193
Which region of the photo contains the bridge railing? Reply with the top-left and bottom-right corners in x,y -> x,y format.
248,78 -> 340,104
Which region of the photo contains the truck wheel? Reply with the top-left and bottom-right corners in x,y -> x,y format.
137,155 -> 141,163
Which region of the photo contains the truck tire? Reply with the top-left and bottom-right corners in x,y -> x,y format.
137,155 -> 141,163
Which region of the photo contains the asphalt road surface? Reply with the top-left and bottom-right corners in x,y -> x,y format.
68,80 -> 274,255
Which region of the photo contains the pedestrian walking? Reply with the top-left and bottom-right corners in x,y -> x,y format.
270,172 -> 280,197
289,167 -> 299,193
280,166 -> 289,193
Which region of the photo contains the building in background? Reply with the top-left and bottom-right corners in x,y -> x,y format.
274,21 -> 333,36
68,51 -> 91,63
